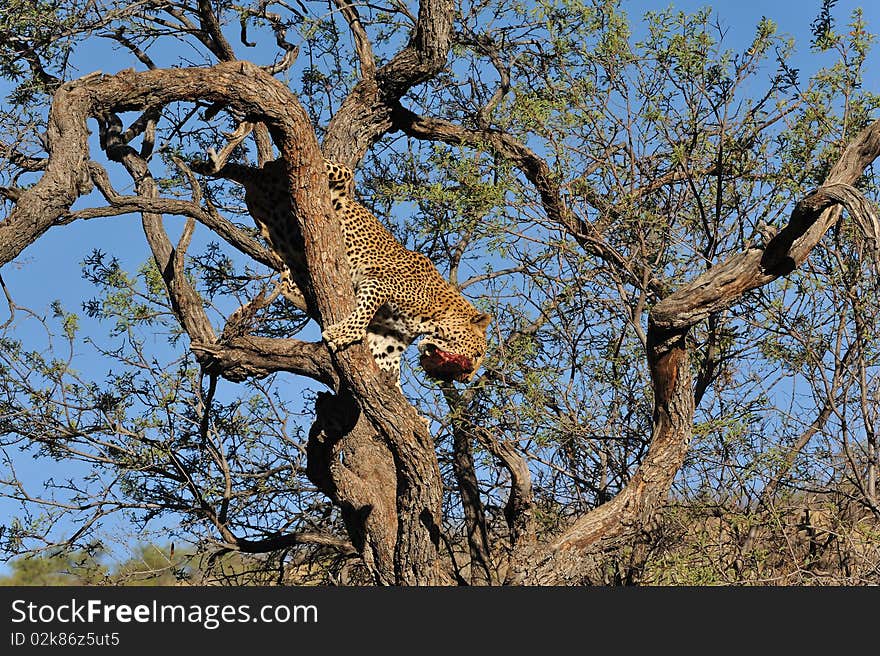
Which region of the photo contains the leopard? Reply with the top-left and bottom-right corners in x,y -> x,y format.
199,132 -> 491,384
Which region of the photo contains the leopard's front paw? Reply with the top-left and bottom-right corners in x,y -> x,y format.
321,326 -> 342,353
321,321 -> 364,353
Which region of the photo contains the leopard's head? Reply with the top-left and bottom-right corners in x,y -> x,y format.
418,310 -> 491,383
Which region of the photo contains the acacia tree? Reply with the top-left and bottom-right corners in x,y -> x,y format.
1,0 -> 879,585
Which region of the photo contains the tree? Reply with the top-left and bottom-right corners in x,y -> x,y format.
1,0 -> 879,585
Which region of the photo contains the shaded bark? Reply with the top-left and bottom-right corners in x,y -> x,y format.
390,103 -> 665,297
391,87 -> 880,582
307,391 -> 397,584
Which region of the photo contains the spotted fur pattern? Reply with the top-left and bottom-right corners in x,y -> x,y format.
212,157 -> 491,383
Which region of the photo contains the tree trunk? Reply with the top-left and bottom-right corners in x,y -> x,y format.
511,120 -> 880,584
0,62 -> 449,585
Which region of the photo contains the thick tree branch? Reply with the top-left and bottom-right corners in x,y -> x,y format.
96,110 -> 217,345
653,181 -> 880,331
191,336 -> 337,387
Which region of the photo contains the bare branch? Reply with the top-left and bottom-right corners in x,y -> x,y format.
654,178 -> 880,331
105,27 -> 157,69
332,0 -> 377,80
195,0 -> 237,61
0,271 -> 16,330
0,142 -> 47,172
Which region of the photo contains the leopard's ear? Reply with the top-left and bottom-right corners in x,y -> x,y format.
471,312 -> 492,330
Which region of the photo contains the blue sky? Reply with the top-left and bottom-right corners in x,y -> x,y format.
2,0 -> 880,572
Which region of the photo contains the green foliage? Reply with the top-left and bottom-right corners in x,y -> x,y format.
0,544 -> 282,586
0,0 -> 86,105
0,550 -> 107,586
